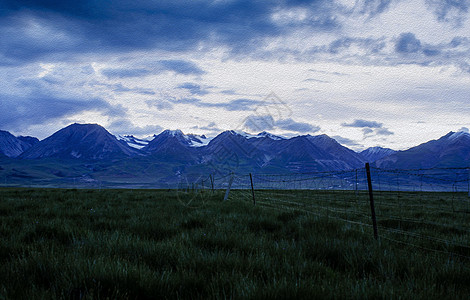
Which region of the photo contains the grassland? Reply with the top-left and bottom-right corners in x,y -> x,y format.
0,188 -> 469,299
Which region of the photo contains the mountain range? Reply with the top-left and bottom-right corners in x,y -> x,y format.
1,123 -> 469,187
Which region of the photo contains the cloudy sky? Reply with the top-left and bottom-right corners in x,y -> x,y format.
1,0 -> 469,150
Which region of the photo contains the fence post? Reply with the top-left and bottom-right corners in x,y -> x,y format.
249,173 -> 256,205
223,172 -> 235,201
365,163 -> 379,240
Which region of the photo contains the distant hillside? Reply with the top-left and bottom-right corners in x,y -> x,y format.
375,131 -> 470,169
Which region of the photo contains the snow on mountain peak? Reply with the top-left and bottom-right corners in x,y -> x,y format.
117,135 -> 152,149
448,131 -> 470,141
256,131 -> 285,140
185,133 -> 212,147
225,130 -> 285,140
161,129 -> 184,137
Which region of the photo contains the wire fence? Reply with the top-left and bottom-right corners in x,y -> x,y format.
209,166 -> 470,261
2,164 -> 470,260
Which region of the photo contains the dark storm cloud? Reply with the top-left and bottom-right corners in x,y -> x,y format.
0,93 -> 125,130
243,115 -> 320,133
450,36 -> 469,47
157,60 -> 206,75
0,0 -> 340,64
342,119 -> 383,128
302,36 -> 386,56
0,1 -> 468,81
342,119 -> 394,138
177,83 -> 210,96
276,118 -> 320,133
331,135 -> 362,147
423,47 -> 441,56
395,33 -> 422,53
145,100 -> 174,111
101,60 -> 205,79
426,0 -> 469,25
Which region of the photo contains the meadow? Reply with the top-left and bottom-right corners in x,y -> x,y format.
0,187 -> 469,299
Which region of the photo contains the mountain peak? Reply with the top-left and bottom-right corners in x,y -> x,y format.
0,130 -> 36,157
144,129 -> 212,151
256,131 -> 285,140
446,131 -> 470,141
360,146 -> 396,162
68,123 -> 103,130
162,129 -> 185,137
308,134 -> 340,146
20,123 -> 139,159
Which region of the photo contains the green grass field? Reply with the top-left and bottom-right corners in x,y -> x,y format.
1,188 -> 469,299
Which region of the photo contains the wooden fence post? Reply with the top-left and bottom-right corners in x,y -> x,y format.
250,173 -> 256,205
223,172 -> 235,201
365,163 -> 379,240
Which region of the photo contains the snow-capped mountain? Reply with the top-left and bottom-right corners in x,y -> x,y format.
144,130 -> 212,151
0,130 -> 38,157
20,123 -> 140,159
227,130 -> 285,141
360,146 -> 396,162
117,135 -> 153,149
251,131 -> 284,140
142,130 -> 213,163
375,131 -> 470,169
